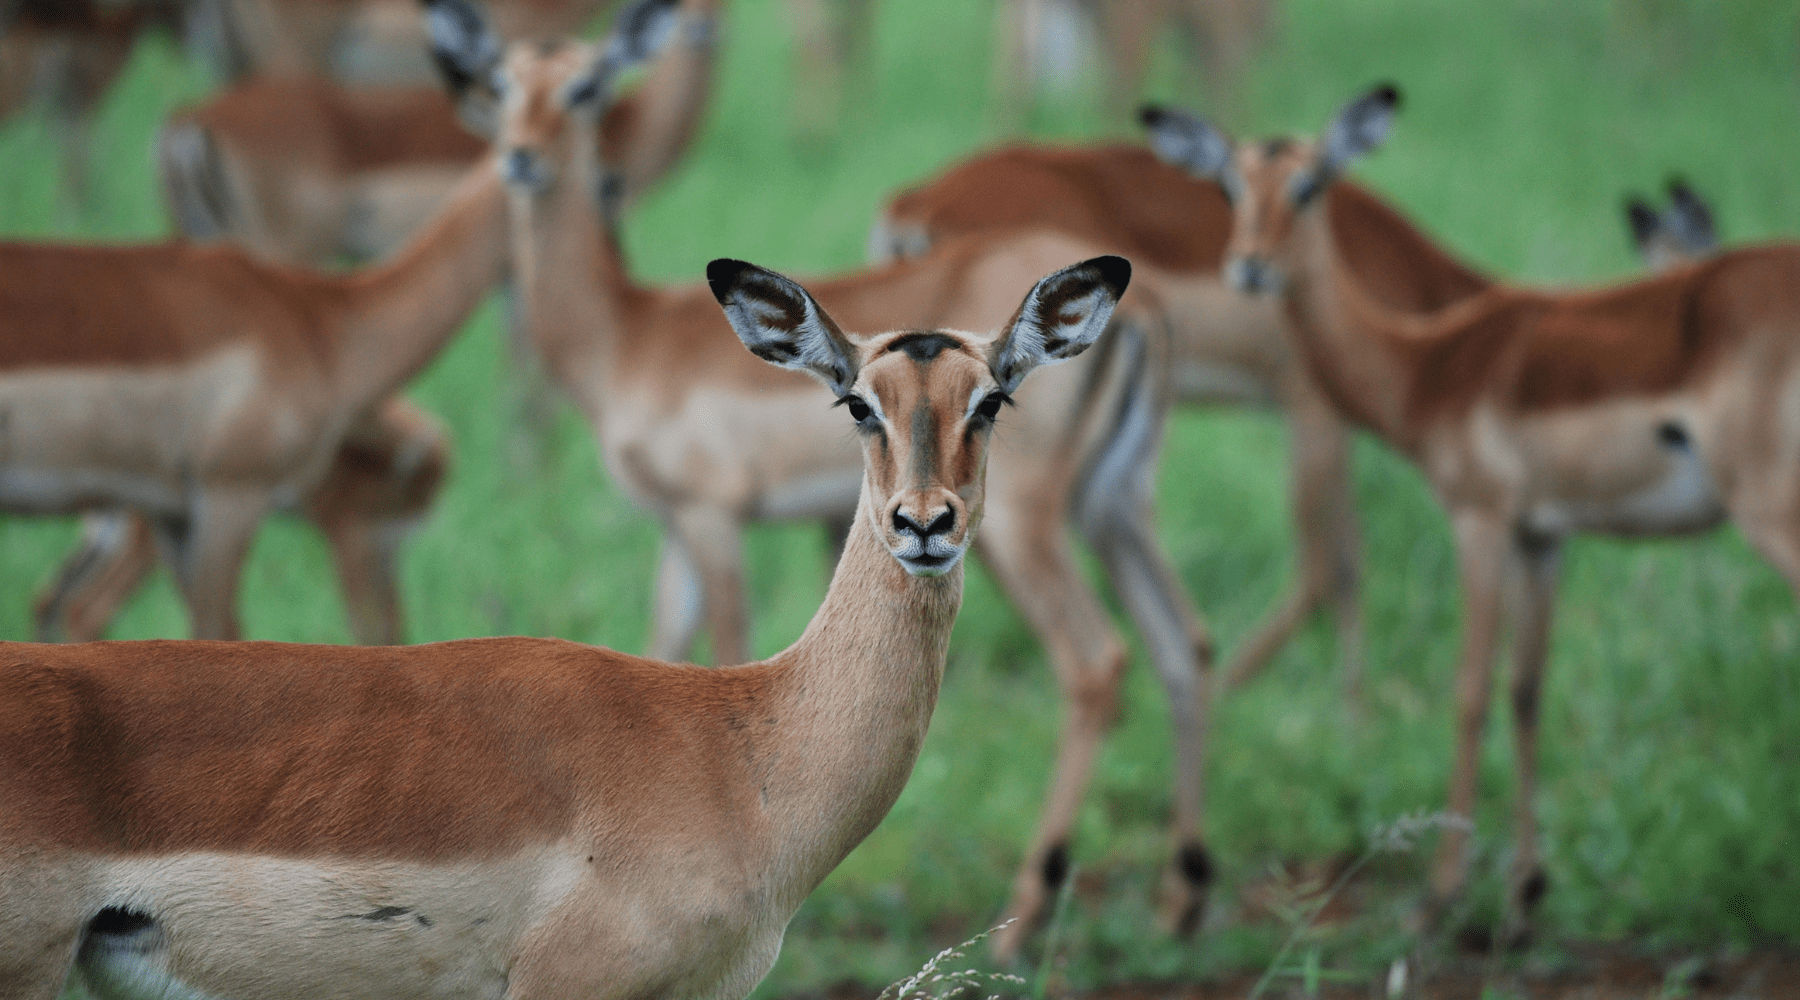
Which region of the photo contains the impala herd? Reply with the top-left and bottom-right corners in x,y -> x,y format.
0,0 -> 1783,994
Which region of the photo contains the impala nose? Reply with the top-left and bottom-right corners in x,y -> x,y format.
1225,255 -> 1279,295
893,506 -> 955,541
503,148 -> 549,189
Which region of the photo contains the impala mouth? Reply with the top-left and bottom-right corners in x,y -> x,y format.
897,549 -> 963,577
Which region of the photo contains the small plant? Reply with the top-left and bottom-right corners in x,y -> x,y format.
1248,811 -> 1473,1000
876,923 -> 1028,1000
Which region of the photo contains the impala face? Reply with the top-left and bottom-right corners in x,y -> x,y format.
429,0 -> 677,196
1141,85 -> 1401,297
708,256 -> 1131,577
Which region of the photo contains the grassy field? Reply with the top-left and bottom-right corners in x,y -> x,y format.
4,0 -> 1800,993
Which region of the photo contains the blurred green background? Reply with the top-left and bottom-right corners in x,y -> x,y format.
4,0 -> 1799,991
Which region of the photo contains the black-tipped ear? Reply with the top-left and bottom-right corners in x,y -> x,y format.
1140,103 -> 1236,189
708,259 -> 859,397
427,0 -> 503,136
1317,82 -> 1400,179
1625,195 -> 1660,252
602,0 -> 680,71
1665,177 -> 1718,252
991,256 -> 1131,394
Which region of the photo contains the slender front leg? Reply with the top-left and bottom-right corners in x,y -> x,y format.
1502,532 -> 1562,940
32,511 -> 157,642
1082,490 -> 1215,935
1428,509 -> 1510,911
646,532 -> 705,662
667,506 -> 749,665
318,516 -> 408,645
1223,383 -> 1363,692
977,502 -> 1129,963
165,486 -> 272,640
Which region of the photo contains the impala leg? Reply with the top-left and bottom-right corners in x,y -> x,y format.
1427,510 -> 1509,917
32,511 -> 157,642
161,488 -> 271,641
977,504 -> 1128,962
318,516 -> 407,645
647,533 -> 705,662
667,507 -> 749,666
1082,490 -> 1216,936
1223,391 -> 1363,692
1500,532 -> 1561,944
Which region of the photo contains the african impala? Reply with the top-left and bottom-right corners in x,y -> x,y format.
31,395 -> 448,645
0,251 -> 1127,1000
435,0 -> 1216,958
160,0 -> 718,268
1145,85 -> 1800,931
872,140 -> 1491,690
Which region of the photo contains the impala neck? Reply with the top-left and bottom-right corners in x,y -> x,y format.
757,483 -> 960,911
509,128 -> 639,426
1282,199 -> 1425,452
332,164 -> 510,412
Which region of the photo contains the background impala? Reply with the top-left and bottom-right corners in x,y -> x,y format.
0,0 -> 1794,992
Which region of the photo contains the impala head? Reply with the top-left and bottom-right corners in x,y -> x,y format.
429,0 -> 677,198
708,256 -> 1131,577
1141,84 -> 1401,296
1625,177 -> 1718,272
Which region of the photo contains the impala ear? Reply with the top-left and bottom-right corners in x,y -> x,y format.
426,0 -> 504,138
1625,195 -> 1660,255
1292,83 -> 1400,205
1665,177 -> 1718,253
568,0 -> 680,108
991,256 -> 1131,394
707,259 -> 859,397
1140,104 -> 1238,197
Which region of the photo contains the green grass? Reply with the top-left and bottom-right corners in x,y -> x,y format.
6,0 -> 1800,992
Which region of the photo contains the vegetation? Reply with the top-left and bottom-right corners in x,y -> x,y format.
3,0 -> 1797,992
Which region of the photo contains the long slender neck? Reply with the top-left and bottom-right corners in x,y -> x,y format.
754,484 -> 960,911
1282,197 -> 1430,451
330,163 -> 510,411
510,126 -> 638,426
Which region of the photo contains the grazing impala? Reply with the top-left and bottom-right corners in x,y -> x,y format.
873,140 -> 1494,690
1144,85 -> 1800,931
0,252 -> 1127,1000
31,395 -> 448,645
434,0 -> 1216,957
161,0 -> 718,268
1625,178 -> 1718,273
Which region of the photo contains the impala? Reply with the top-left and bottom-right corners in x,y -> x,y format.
1145,85 -> 1800,932
873,137 -> 1494,690
0,251 -> 1126,1000
434,0 -> 1216,957
31,395 -> 448,645
161,0 -> 718,268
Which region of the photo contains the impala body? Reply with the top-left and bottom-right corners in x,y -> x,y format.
0,242 -> 1129,1000
429,0 -> 1216,956
1147,86 -> 1800,931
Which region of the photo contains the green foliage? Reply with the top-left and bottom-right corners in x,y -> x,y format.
5,0 -> 1799,992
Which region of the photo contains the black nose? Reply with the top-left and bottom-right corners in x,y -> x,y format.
505,149 -> 537,184
893,508 -> 955,538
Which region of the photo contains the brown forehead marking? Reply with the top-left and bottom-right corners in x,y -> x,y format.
882,332 -> 963,362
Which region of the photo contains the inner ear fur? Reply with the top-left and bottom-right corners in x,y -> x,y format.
1301,82 -> 1402,203
1139,104 -> 1238,198
707,259 -> 859,397
427,0 -> 503,138
991,255 -> 1132,394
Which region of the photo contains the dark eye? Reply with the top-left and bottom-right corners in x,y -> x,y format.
844,397 -> 872,423
975,395 -> 1004,421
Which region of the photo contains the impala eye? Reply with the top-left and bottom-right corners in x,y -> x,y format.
842,396 -> 872,423
566,76 -> 600,106
976,395 -> 1004,421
